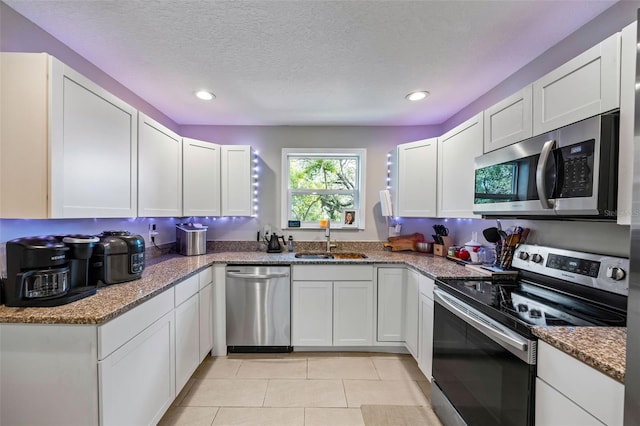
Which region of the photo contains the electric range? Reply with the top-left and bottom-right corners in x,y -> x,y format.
431,244 -> 628,426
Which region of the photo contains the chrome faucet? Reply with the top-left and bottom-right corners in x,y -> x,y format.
325,220 -> 337,253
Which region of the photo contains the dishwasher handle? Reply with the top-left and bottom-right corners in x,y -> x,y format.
226,271 -> 290,279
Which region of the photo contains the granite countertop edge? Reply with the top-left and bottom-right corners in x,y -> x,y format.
0,250 -> 479,325
532,326 -> 626,383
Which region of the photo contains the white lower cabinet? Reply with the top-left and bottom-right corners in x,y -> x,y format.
199,282 -> 214,360
404,269 -> 419,358
535,341 -> 624,426
99,310 -> 175,426
376,267 -> 405,342
292,281 -> 334,346
175,293 -> 200,393
291,265 -> 374,347
0,266 -> 216,426
333,281 -> 374,346
418,275 -> 434,381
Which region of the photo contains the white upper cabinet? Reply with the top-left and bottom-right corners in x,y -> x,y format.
0,53 -> 138,218
618,21 -> 636,226
183,138 -> 221,217
483,86 -> 533,152
138,113 -> 183,217
533,32 -> 621,135
221,145 -> 255,216
437,112 -> 483,218
390,139 -> 437,217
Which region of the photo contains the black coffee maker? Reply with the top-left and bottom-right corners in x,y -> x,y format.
3,235 -> 99,307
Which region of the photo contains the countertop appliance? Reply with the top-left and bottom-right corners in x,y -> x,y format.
225,265 -> 291,352
3,235 -> 99,307
625,9 -> 640,423
90,231 -> 145,285
473,112 -> 619,219
432,244 -> 628,426
176,223 -> 207,256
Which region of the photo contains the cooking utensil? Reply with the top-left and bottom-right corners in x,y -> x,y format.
483,227 -> 501,244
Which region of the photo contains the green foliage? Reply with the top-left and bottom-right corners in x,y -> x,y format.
475,164 -> 517,203
288,157 -> 357,221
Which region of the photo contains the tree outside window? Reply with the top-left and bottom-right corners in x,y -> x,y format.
283,149 -> 366,228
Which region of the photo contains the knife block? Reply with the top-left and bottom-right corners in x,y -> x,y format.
433,236 -> 453,257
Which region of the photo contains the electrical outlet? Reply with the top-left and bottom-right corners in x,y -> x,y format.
149,223 -> 159,242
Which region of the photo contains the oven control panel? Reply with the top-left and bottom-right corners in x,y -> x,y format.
512,244 -> 629,296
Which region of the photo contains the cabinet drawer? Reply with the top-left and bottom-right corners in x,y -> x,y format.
98,288 -> 174,360
537,341 -> 623,425
199,266 -> 213,289
293,265 -> 373,281
175,274 -> 199,306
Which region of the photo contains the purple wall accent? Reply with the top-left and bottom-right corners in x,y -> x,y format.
442,0 -> 640,133
0,1 -> 180,133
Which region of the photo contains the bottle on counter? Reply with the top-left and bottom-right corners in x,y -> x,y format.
287,236 -> 294,252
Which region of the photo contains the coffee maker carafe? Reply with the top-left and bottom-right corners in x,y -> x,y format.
3,235 -> 99,307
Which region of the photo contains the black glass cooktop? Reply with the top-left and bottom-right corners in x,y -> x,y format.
437,277 -> 626,337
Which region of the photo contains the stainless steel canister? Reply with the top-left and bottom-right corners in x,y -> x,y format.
176,223 -> 208,256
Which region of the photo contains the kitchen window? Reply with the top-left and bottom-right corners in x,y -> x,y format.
281,148 -> 366,229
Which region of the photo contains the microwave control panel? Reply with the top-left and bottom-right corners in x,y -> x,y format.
557,140 -> 595,198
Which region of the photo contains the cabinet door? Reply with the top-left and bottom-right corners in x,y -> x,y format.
533,32 -> 620,135
377,268 -> 405,342
483,86 -> 533,152
437,112 -> 483,218
537,341 -> 624,425
395,139 -> 437,217
292,281 -> 333,346
418,293 -> 434,381
535,379 -> 603,426
618,22 -> 636,225
175,294 -> 200,394
183,138 -> 221,216
404,269 -> 419,358
199,283 -> 213,361
333,281 -> 373,346
138,113 -> 183,217
221,145 -> 254,216
99,311 -> 175,426
50,60 -> 139,218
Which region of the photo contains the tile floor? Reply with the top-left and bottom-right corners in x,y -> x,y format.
158,352 -> 443,426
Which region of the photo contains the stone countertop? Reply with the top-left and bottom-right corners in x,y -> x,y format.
532,326 -> 626,383
0,250 -> 478,325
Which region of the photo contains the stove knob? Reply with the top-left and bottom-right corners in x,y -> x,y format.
529,309 -> 542,319
517,251 -> 529,261
606,266 -> 626,281
517,304 -> 528,312
531,253 -> 544,264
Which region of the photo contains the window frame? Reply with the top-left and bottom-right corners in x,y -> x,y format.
281,148 -> 366,230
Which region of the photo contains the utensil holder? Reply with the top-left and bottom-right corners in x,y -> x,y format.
433,236 -> 453,257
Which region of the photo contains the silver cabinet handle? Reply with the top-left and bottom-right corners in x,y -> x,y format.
536,139 -> 556,210
434,288 -> 535,364
226,272 -> 290,279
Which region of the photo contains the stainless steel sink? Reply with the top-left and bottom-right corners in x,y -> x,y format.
294,252 -> 368,259
294,252 -> 333,259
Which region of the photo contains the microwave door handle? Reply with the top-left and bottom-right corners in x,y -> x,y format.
536,139 -> 556,209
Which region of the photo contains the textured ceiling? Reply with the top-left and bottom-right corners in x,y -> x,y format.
4,0 -> 617,126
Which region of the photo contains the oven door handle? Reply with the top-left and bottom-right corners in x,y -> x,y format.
434,289 -> 535,364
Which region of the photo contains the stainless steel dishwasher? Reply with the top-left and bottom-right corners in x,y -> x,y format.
225,265 -> 291,352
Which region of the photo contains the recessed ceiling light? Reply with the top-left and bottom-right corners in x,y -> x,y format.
405,91 -> 429,101
195,90 -> 215,101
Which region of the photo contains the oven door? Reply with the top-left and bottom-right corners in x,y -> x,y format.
432,288 -> 536,426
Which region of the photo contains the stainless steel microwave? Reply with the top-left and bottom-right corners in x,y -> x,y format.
473,113 -> 619,219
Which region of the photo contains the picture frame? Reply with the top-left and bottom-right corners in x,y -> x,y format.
341,209 -> 358,228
